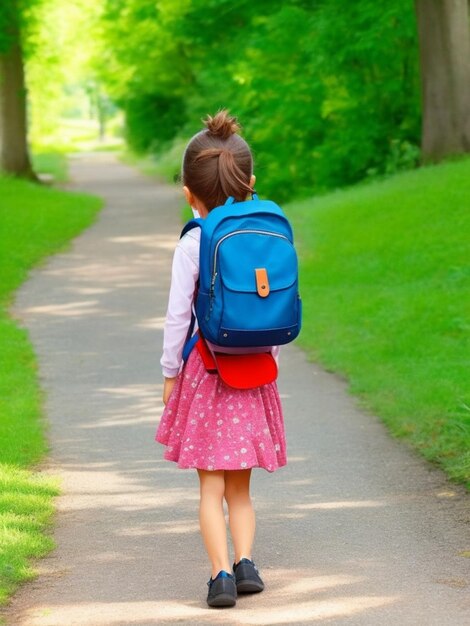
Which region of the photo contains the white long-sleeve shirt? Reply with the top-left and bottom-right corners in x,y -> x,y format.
160,228 -> 200,378
160,224 -> 280,378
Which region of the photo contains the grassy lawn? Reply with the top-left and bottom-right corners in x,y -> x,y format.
32,151 -> 69,183
286,158 -> 470,488
0,175 -> 102,605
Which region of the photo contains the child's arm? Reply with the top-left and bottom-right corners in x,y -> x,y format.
160,234 -> 199,387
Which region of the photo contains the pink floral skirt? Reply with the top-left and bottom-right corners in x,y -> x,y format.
156,349 -> 287,472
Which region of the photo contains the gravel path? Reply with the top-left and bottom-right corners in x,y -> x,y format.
4,153 -> 469,626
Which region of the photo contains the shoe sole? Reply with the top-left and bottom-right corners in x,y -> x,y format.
207,593 -> 237,607
236,579 -> 265,594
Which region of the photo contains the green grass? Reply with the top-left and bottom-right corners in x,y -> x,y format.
286,158 -> 470,488
0,468 -> 58,605
31,151 -> 69,183
0,175 -> 102,604
33,118 -> 124,159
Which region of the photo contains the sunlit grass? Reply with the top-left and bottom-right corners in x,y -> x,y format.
32,150 -> 69,183
35,117 -> 124,155
0,467 -> 59,605
286,157 -> 470,488
0,175 -> 102,604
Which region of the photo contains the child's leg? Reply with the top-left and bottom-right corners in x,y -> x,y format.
224,469 -> 255,564
197,469 -> 231,578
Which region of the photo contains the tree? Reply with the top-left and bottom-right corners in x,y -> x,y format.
97,0 -> 420,197
0,0 -> 35,178
415,0 -> 470,161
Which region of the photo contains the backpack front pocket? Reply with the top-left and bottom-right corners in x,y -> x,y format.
213,231 -> 300,346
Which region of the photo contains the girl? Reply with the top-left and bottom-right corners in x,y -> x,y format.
156,110 -> 287,608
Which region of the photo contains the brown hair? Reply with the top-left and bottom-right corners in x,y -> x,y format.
182,110 -> 254,211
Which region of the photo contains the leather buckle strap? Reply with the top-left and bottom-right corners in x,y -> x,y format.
255,268 -> 270,297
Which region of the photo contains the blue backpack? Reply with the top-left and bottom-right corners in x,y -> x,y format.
181,194 -> 301,349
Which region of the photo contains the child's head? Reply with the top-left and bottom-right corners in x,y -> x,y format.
182,110 -> 254,213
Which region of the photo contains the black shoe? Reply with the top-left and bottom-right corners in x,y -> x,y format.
233,558 -> 265,594
207,571 -> 237,607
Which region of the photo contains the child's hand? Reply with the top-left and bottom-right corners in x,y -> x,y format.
163,377 -> 177,405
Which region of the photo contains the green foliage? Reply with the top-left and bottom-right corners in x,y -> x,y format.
0,0 -> 43,54
0,1 -> 20,52
124,93 -> 186,153
27,0 -> 108,145
97,0 -> 420,199
286,157 -> 470,487
310,1 -> 420,188
0,175 -> 101,603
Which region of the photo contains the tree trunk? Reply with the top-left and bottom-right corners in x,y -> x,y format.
415,0 -> 470,161
0,38 -> 35,178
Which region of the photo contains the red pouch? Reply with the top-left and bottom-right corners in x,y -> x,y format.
196,337 -> 277,390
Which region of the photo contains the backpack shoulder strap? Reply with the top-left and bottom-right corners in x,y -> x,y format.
180,217 -> 203,362
180,217 -> 203,239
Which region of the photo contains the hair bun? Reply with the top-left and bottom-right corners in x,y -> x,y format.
204,109 -> 240,140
